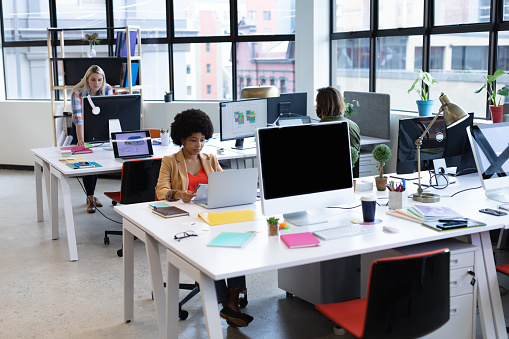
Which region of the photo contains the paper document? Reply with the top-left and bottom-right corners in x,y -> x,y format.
193,184 -> 208,201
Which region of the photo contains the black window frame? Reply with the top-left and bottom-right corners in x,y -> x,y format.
0,0 -> 295,101
330,0 -> 509,119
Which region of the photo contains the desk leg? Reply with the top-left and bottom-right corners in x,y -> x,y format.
145,235 -> 166,339
198,273 -> 223,339
166,255 -> 179,339
34,159 -> 44,222
52,168 -> 78,261
123,222 -> 135,323
470,231 -> 506,338
49,167 -> 59,240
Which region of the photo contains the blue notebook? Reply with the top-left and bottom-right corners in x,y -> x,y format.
207,232 -> 255,248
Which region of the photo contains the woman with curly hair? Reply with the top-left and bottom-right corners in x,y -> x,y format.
155,109 -> 253,327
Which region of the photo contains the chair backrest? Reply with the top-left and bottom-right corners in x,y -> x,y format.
142,128 -> 161,139
119,158 -> 162,204
363,249 -> 450,339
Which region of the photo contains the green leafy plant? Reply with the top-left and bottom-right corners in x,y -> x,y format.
475,70 -> 509,107
344,98 -> 360,116
408,70 -> 438,101
372,144 -> 391,179
82,33 -> 100,45
266,217 -> 279,225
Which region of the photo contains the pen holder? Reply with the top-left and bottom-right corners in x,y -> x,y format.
388,191 -> 405,210
160,132 -> 170,146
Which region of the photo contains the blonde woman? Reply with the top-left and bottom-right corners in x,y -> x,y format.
71,65 -> 113,213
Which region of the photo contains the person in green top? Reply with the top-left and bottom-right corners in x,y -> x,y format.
315,86 -> 361,151
316,86 -> 361,177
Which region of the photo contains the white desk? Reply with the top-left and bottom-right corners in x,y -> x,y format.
116,173 -> 507,339
32,143 -> 249,261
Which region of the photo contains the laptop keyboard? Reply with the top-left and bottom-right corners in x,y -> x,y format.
313,224 -> 372,241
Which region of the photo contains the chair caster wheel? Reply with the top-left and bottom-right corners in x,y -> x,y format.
239,297 -> 248,308
179,310 -> 189,320
117,248 -> 123,257
104,237 -> 110,245
333,325 -> 346,336
286,292 -> 293,298
112,201 -> 117,205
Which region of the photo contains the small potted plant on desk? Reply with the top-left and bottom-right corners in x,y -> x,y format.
372,144 -> 392,191
267,217 -> 279,236
408,70 -> 438,116
474,69 -> 509,123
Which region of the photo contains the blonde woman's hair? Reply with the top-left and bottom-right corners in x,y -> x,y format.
72,65 -> 108,94
315,86 -> 346,119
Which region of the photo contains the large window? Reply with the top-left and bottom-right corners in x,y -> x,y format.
332,0 -> 509,119
0,0 -> 295,100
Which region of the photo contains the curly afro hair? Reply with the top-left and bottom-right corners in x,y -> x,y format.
170,109 -> 214,146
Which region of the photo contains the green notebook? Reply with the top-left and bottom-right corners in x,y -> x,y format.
207,232 -> 255,248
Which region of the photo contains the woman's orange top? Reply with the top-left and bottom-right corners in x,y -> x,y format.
187,167 -> 208,193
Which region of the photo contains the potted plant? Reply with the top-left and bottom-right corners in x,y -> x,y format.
474,69 -> 509,123
344,98 -> 360,116
372,144 -> 392,191
164,91 -> 173,102
408,70 -> 438,116
267,217 -> 279,236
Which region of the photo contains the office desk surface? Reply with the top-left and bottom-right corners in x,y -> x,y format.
115,179 -> 503,281
116,173 -> 507,339
31,143 -> 251,261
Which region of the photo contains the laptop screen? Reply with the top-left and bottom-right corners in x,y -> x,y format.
111,130 -> 153,158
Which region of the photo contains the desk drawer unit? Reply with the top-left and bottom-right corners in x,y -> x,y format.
361,239 -> 478,339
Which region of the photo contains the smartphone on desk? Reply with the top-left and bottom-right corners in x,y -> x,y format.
436,221 -> 468,230
479,208 -> 507,216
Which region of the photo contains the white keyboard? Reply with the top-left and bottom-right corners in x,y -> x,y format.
313,224 -> 372,241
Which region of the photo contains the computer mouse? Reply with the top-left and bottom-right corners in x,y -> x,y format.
383,225 -> 400,233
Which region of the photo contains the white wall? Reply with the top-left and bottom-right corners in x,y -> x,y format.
0,101 -> 219,166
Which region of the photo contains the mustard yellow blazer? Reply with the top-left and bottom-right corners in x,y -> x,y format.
155,149 -> 222,201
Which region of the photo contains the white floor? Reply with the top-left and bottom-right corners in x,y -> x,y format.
1,168 -> 508,338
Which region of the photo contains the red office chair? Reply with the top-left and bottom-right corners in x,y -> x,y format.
103,158 -> 162,256
495,264 -> 509,333
316,249 -> 450,339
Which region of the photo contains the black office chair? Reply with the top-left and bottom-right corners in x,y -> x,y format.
316,248 -> 450,338
103,158 -> 162,256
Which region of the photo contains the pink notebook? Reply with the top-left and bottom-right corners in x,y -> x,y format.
280,232 -> 320,249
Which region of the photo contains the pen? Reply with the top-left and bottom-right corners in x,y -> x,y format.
192,185 -> 200,194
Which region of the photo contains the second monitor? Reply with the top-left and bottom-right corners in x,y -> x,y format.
220,98 -> 268,149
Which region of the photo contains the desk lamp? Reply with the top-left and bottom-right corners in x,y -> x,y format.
240,85 -> 279,99
413,93 -> 469,203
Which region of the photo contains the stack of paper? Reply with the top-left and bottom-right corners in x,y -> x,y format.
387,204 -> 462,223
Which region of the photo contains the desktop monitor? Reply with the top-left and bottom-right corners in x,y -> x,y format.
396,113 -> 474,175
256,121 -> 355,226
344,91 -> 390,140
266,92 -> 308,125
467,122 -> 509,203
83,94 -> 141,143
220,98 -> 268,149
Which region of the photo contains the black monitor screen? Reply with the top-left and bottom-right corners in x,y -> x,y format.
83,94 -> 141,143
396,113 -> 474,175
266,92 -> 307,125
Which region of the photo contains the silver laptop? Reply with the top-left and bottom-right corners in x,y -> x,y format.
193,168 -> 258,209
111,130 -> 154,162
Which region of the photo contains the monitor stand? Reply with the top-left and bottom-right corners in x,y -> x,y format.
485,188 -> 509,203
283,211 -> 328,226
231,138 -> 245,150
105,119 -> 122,151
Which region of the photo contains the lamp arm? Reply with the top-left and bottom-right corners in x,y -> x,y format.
414,105 -> 445,147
